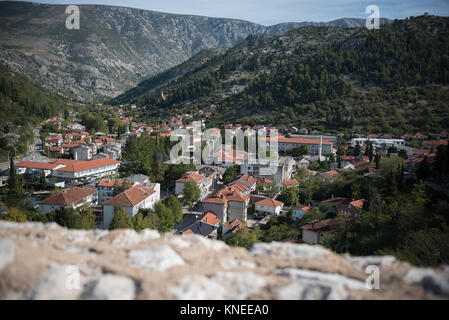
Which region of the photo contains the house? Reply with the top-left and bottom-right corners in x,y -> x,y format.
15,161 -> 64,181
202,186 -> 249,223
281,179 -> 299,188
255,198 -> 284,216
0,169 -> 9,187
301,219 -> 335,244
72,145 -> 96,161
422,139 -> 448,148
352,161 -> 375,171
175,172 -> 214,200
103,185 -> 160,229
97,179 -> 137,204
336,199 -> 367,220
39,187 -> 98,214
222,218 -> 247,240
319,170 -> 339,182
228,174 -> 257,192
297,158 -> 310,168
176,212 -> 220,239
292,204 -> 311,220
240,156 -> 296,186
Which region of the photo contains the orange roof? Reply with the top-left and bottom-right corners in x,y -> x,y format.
200,212 -> 220,225
265,135 -> 332,145
350,199 -> 366,210
255,198 -> 284,208
203,186 -> 248,205
98,179 -> 131,187
51,158 -> 120,173
293,205 -> 311,211
255,176 -> 273,184
236,174 -> 257,186
103,185 -> 155,207
176,172 -> 205,183
281,179 -> 299,186
39,187 -> 97,205
182,229 -> 194,235
16,161 -> 60,170
229,182 -> 249,193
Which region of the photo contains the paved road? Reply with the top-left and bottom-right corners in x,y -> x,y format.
0,127 -> 49,171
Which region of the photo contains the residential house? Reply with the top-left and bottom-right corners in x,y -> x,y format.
202,186 -> 249,223
255,198 -> 284,216
103,185 -> 160,229
39,187 -> 98,214
97,179 -> 137,204
319,170 -> 339,182
301,219 -> 335,244
281,179 -> 299,188
176,212 -> 220,239
175,172 -> 214,200
292,204 -> 311,220
336,199 -> 367,220
222,218 -> 247,240
15,161 -> 64,181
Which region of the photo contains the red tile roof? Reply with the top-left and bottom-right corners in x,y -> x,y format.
200,212 -> 220,225
203,186 -> 249,205
51,158 -> 120,173
39,187 -> 97,206
281,179 -> 300,186
15,161 -> 60,170
103,185 -> 155,207
301,219 -> 334,231
255,198 -> 284,208
176,172 -> 205,183
350,199 -> 367,210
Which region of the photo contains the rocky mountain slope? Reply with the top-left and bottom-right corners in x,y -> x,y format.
0,1 -> 391,102
0,221 -> 448,300
114,15 -> 449,134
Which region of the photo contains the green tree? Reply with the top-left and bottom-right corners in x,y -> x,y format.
132,212 -> 152,232
182,181 -> 201,206
153,202 -> 175,233
277,187 -> 299,207
163,195 -> 183,224
74,203 -> 96,229
109,207 -> 133,230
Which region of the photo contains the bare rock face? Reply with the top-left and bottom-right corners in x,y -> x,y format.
0,221 -> 448,300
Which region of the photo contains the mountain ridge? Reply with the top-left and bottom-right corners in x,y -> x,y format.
0,1 -> 391,102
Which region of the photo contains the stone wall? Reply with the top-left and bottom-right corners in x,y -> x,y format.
0,221 -> 448,300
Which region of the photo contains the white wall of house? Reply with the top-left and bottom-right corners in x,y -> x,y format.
255,204 -> 282,215
302,229 -> 319,244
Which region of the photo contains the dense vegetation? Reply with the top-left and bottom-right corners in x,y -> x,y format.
114,15 -> 449,135
0,63 -> 67,161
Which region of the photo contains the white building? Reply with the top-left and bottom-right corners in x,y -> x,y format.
50,158 -> 120,182
350,138 -> 405,148
103,185 -> 160,229
240,156 -> 296,186
255,198 -> 284,216
38,187 -> 98,214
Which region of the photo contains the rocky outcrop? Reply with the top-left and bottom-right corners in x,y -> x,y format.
0,221 -> 448,300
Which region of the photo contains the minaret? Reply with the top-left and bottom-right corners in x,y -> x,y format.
319,135 -> 323,159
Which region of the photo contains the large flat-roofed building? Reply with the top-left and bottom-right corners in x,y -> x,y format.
265,135 -> 332,155
350,138 -> 405,148
289,134 -> 337,145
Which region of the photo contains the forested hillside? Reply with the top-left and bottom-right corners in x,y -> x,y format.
115,15 -> 449,135
0,63 -> 66,161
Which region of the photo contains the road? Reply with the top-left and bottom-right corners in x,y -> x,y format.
0,127 -> 50,172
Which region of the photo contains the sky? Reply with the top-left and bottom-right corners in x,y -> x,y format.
9,0 -> 449,25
